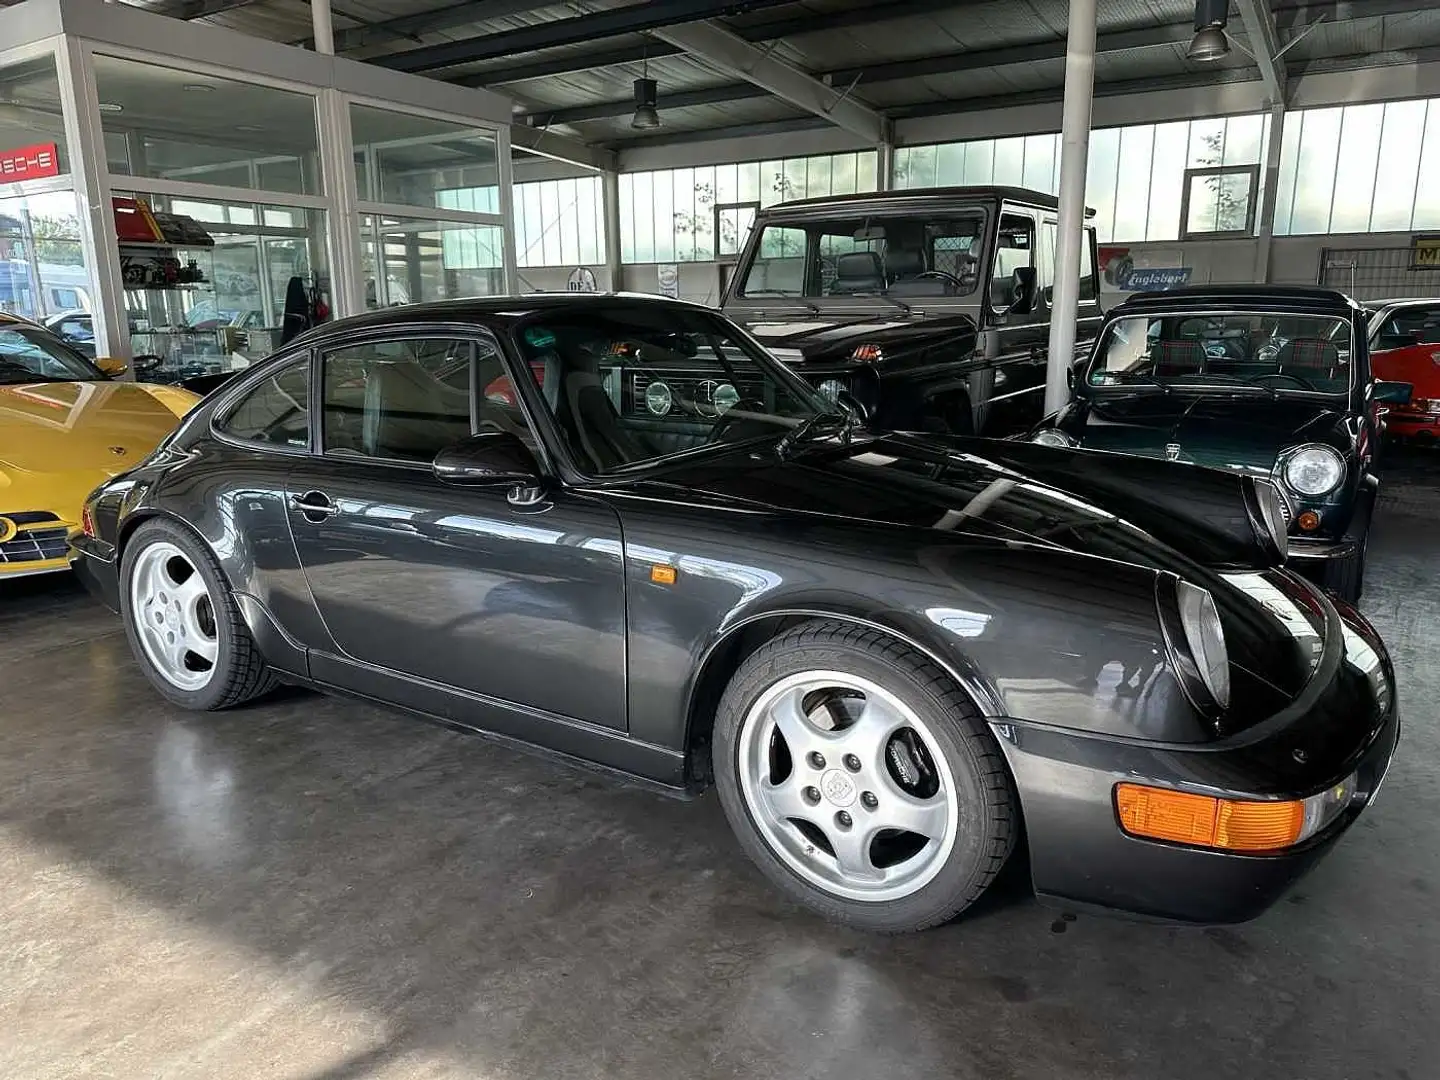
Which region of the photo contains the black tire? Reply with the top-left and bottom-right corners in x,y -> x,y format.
711,619 -> 1017,933
1323,530 -> 1366,604
119,518 -> 277,710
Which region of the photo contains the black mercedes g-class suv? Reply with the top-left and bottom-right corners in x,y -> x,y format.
721,186 -> 1102,437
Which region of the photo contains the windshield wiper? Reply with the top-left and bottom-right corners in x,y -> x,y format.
746,291 -> 820,314
853,292 -> 912,315
774,409 -> 857,461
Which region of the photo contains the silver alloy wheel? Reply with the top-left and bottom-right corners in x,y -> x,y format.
736,670 -> 960,903
129,540 -> 219,691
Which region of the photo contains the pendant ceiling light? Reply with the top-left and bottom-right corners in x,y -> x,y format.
1187,0 -> 1231,62
631,47 -> 661,130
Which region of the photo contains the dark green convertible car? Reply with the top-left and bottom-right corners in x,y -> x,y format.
1028,286 -> 1412,601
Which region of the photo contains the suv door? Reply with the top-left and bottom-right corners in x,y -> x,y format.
283,329 -> 628,730
978,206 -> 1048,434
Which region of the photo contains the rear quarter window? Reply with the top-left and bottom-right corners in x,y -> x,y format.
218,358 -> 311,449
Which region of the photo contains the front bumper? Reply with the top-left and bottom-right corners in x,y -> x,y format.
1286,535 -> 1357,563
1384,411 -> 1440,438
68,533 -> 121,611
995,598 -> 1397,924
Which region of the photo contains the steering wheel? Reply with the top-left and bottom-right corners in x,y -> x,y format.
1249,371 -> 1318,392
706,398 -> 771,444
916,270 -> 964,287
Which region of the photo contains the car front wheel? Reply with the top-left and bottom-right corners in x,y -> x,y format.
120,518 -> 276,710
712,620 -> 1017,933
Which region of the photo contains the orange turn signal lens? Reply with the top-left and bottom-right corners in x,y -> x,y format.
850,343 -> 883,363
1115,783 -> 1304,852
650,564 -> 677,585
1297,510 -> 1321,531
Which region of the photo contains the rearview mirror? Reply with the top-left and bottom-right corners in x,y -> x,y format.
94,355 -> 129,377
1373,380 -> 1413,405
433,432 -> 544,501
1008,266 -> 1038,314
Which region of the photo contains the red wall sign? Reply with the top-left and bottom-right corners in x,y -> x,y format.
0,142 -> 61,181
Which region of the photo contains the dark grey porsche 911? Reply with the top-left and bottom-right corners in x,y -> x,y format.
71,294 -> 1397,933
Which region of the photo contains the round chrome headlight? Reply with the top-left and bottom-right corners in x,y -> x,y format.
817,378 -> 845,403
1282,444 -> 1344,496
1031,428 -> 1075,448
645,380 -> 672,417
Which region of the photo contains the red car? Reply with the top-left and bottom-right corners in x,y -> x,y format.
1368,298 -> 1440,438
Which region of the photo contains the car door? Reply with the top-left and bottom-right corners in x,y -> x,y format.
284,328 -> 628,730
978,206 -> 1049,435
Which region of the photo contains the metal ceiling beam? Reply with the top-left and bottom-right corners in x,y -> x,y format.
1235,0 -> 1287,105
1272,0 -> 1440,29
373,0 -> 797,74
141,0 -> 263,19
650,20 -> 888,143
517,21 -> 1195,126
325,0 -> 560,51
510,124 -> 618,174
452,44 -> 686,88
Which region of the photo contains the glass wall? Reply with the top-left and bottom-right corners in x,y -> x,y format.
0,190 -> 89,323
511,175 -> 604,269
618,150 -> 879,263
894,115 -> 1268,244
0,54 -> 68,176
1273,97 -> 1440,236
95,55 -> 321,197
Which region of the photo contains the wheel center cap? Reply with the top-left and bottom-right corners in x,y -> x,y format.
820,769 -> 857,807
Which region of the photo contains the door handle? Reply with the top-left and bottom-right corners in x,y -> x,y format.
289,490 -> 338,520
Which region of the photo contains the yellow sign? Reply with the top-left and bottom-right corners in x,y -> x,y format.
1411,236 -> 1440,269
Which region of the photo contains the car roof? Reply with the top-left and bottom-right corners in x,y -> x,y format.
1364,296 -> 1440,311
0,311 -> 42,329
1108,285 -> 1361,317
290,292 -> 718,347
755,185 -> 1096,218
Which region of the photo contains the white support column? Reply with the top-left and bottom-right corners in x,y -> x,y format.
495,125 -> 520,294
311,0 -> 335,56
602,169 -> 623,291
1044,0 -> 1098,415
1254,103 -> 1285,284
57,37 -> 129,372
877,141 -> 894,191
315,88 -> 363,316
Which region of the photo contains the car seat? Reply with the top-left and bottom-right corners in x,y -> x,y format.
362,360 -> 471,461
887,249 -> 952,297
550,351 -> 647,472
1151,340 -> 1207,377
1276,339 -> 1341,379
830,251 -> 885,294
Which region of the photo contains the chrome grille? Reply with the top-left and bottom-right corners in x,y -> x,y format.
0,512 -> 70,564
1277,495 -> 1293,525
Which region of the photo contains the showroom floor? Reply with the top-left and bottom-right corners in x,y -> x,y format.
2,455 -> 1436,1080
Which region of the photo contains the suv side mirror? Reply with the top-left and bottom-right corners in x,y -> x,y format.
94,355 -> 129,377
433,431 -> 543,501
1008,266 -> 1038,314
1373,380 -> 1413,405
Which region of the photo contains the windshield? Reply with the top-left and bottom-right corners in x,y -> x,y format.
735,208 -> 987,301
0,323 -> 106,383
1087,311 -> 1353,395
511,305 -> 830,475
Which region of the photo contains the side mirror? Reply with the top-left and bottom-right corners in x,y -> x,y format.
836,388 -> 869,422
433,431 -> 544,502
1373,380 -> 1413,405
133,353 -> 164,374
1008,266 -> 1038,314
94,355 -> 129,377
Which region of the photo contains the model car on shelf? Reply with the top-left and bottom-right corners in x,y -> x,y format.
721,186 -> 1102,437
71,294 -> 1396,933
0,311 -> 198,579
1365,297 -> 1440,440
1026,286 -> 1411,603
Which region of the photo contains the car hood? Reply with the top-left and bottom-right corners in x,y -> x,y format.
1372,342 -> 1440,396
742,312 -> 979,363
1066,392 -> 1347,469
0,380 -> 187,473
643,432 -> 1245,577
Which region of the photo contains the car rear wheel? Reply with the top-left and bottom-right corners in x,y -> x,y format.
120,519 -> 276,710
712,620 -> 1017,933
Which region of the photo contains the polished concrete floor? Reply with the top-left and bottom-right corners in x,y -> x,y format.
2,454 -> 1438,1080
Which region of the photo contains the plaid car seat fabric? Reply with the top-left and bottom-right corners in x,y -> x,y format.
1277,339 -> 1341,376
1151,340 -> 1207,377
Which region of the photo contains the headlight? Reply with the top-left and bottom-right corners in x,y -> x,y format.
1158,576 -> 1230,715
645,380 -> 672,417
1281,444 -> 1345,496
817,378 -> 845,403
1246,477 -> 1289,561
1031,428 -> 1075,448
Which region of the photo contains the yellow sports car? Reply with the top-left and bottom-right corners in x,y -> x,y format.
0,313 -> 198,579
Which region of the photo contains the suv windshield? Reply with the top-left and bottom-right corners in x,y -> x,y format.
735,209 -> 987,301
512,305 -> 830,475
0,323 -> 107,383
1088,311 -> 1353,395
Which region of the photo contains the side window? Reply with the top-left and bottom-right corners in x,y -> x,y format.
321,337 -> 477,463
1038,219 -> 1057,305
220,358 -> 311,448
1079,230 -> 1098,302
990,212 -> 1034,311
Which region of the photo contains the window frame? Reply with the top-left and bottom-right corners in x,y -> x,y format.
987,206 -> 1039,320
211,349 -> 316,455
1178,165 -> 1261,240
